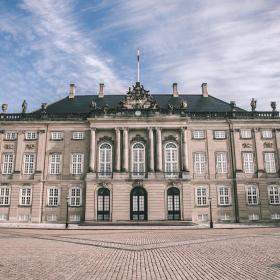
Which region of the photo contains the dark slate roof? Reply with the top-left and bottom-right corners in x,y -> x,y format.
35,94 -> 246,114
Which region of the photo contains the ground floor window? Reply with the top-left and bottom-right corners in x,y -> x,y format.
130,187 -> 147,221
97,188 -> 110,221
167,187 -> 180,220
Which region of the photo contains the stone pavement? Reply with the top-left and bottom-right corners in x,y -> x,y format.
0,227 -> 279,280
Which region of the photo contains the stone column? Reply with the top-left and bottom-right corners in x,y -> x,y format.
181,127 -> 189,171
36,130 -> 46,173
14,131 -> 24,174
89,128 -> 96,172
148,128 -> 155,172
122,128 -> 129,172
156,128 -> 163,172
115,128 -> 121,171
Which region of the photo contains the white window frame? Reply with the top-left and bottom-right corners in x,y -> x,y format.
240,129 -> 252,139
193,130 -> 205,139
218,186 -> 231,206
69,187 -> 82,206
72,131 -> 84,140
262,130 -> 272,139
271,213 -> 280,220
46,214 -> 57,222
268,185 -> 280,205
69,215 -> 81,222
195,187 -> 208,206
25,131 -> 38,140
0,186 -> 10,206
248,213 -> 259,221
71,153 -> 84,175
216,152 -> 228,174
194,152 -> 207,175
243,152 -> 254,174
47,187 -> 60,206
214,130 -> 226,139
98,143 -> 112,178
19,187 -> 32,206
23,153 -> 36,175
264,152 -> 276,173
49,153 -> 61,175
2,153 -> 14,175
246,185 -> 259,205
5,131 -> 17,140
51,131 -> 63,140
132,142 -> 145,178
164,142 -> 178,178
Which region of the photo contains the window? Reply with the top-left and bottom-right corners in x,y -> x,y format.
49,153 -> 61,175
71,153 -> 84,175
2,153 -> 14,174
0,214 -> 7,221
18,214 -> 30,221
197,214 -> 208,221
243,152 -> 254,173
19,187 -> 32,206
46,214 -> 57,222
70,215 -> 81,222
98,143 -> 112,178
51,131 -> 63,140
165,143 -> 178,178
0,186 -> 10,205
69,187 -> 82,206
262,130 -> 272,139
268,185 -> 280,204
72,131 -> 84,140
246,185 -> 259,205
196,187 -> 208,206
47,187 -> 60,206
194,152 -> 207,175
216,152 -> 227,174
214,130 -> 226,139
271,213 -> 280,220
25,131 -> 37,140
218,187 -> 230,205
23,154 -> 35,174
5,131 -> 17,140
240,129 -> 252,139
132,142 -> 145,178
220,214 -> 231,221
264,153 -> 276,173
248,213 -> 259,221
193,130 -> 205,139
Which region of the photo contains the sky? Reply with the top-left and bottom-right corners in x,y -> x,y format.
0,0 -> 280,113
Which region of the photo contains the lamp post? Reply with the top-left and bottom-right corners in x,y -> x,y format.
209,197 -> 213,229
65,196 -> 70,229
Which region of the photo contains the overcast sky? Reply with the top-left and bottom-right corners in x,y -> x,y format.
0,0 -> 280,112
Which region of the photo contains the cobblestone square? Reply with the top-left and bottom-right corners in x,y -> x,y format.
0,227 -> 280,280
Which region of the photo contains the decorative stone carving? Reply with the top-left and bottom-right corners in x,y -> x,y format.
242,143 -> 252,148
250,98 -> 257,111
26,144 -> 35,150
97,136 -> 113,145
1,104 -> 8,113
131,134 -> 146,144
230,101 -> 236,111
132,180 -> 143,187
41,103 -> 48,112
4,144 -> 14,150
22,100 -> 27,113
263,142 -> 273,148
181,100 -> 187,109
120,82 -> 158,110
164,135 -> 178,143
271,101 -> 277,112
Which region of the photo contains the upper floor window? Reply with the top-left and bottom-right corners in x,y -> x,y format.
218,186 -> 230,205
69,187 -> 82,206
214,130 -> 226,139
264,152 -> 276,173
5,131 -> 17,140
72,131 -> 84,140
23,154 -> 36,175
165,143 -> 178,178
2,153 -> 14,175
47,187 -> 60,206
98,143 -> 112,178
216,152 -> 227,174
132,142 -> 145,178
71,153 -> 84,175
246,185 -> 259,205
25,131 -> 38,140
262,130 -> 272,139
19,187 -> 32,206
243,152 -> 254,174
240,129 -> 252,139
51,131 -> 63,140
268,185 -> 280,205
196,187 -> 208,206
194,152 -> 207,175
0,186 -> 10,205
193,130 -> 205,139
49,153 -> 61,175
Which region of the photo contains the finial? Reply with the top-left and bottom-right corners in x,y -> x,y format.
22,100 -> 27,113
1,104 -> 8,113
250,98 -> 257,111
271,101 -> 276,112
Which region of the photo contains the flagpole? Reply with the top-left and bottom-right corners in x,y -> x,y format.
137,48 -> 140,83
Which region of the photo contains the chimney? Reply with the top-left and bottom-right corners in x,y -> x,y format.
69,84 -> 75,99
98,83 -> 104,98
201,83 -> 208,97
172,83 -> 178,97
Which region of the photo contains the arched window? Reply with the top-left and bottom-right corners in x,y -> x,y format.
130,187 -> 147,221
97,188 -> 110,221
132,143 -> 145,178
167,187 -> 180,220
69,187 -> 82,206
165,143 -> 178,178
98,143 -> 112,178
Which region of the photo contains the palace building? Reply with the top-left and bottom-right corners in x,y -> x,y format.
0,81 -> 280,224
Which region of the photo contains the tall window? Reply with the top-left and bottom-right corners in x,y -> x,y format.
97,188 -> 110,221
165,143 -> 178,178
71,153 -> 84,175
23,154 -> 35,174
20,187 -> 32,206
132,142 -> 145,178
243,152 -> 254,173
216,152 -> 227,174
196,187 -> 208,206
0,186 -> 10,205
194,152 -> 207,175
268,185 -> 280,204
264,153 -> 276,173
218,187 -> 230,205
49,153 -> 61,175
2,154 -> 14,174
47,187 -> 59,206
246,185 -> 258,205
98,143 -> 112,178
69,187 -> 82,206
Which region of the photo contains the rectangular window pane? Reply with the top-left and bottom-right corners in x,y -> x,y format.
243,153 -> 254,173
2,154 -> 14,174
216,152 -> 227,174
23,154 -> 35,174
194,153 -> 206,175
264,153 -> 276,173
196,187 -> 207,206
240,129 -> 252,139
214,131 -> 226,139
